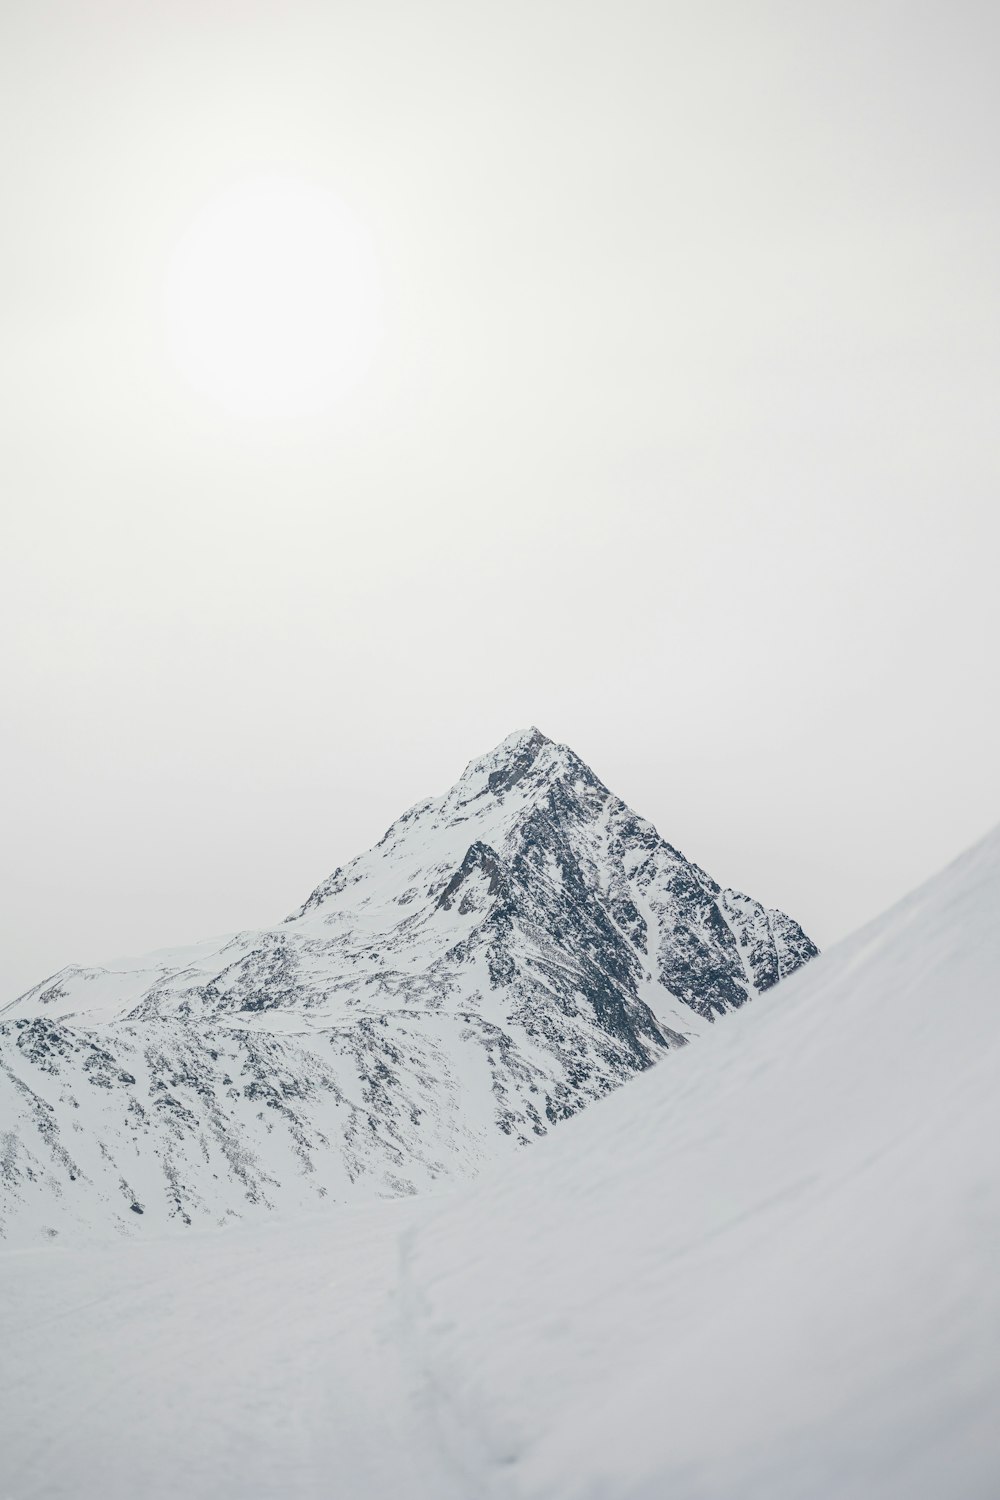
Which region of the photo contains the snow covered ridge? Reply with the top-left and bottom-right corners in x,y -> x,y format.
0,727 -> 816,1243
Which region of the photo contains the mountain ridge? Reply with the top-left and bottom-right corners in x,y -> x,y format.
0,728 -> 817,1242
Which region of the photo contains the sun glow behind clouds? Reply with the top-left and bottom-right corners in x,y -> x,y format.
164,177 -> 383,420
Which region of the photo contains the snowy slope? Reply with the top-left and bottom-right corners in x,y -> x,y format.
1,824 -> 997,1499
0,728 -> 815,1243
398,823 -> 1000,1500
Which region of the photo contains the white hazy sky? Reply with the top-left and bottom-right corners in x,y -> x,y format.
2,1 -> 998,999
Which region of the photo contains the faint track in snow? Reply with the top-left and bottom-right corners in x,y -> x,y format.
391,1219 -> 525,1500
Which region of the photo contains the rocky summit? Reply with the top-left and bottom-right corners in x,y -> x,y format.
0,729 -> 816,1243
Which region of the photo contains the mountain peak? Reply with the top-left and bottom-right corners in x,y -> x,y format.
0,727 -> 819,1241
481,725 -> 553,767
455,726 -> 556,798
497,725 -> 552,753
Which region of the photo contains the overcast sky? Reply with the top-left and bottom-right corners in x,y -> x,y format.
2,0 -> 998,999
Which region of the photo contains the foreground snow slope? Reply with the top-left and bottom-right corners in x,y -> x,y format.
0,728 -> 815,1243
2,826 -> 997,1499
403,823 -> 1000,1500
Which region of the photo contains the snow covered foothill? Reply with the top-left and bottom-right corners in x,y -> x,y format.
1,823 -> 998,1499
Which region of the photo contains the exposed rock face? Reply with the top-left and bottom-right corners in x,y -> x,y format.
0,729 -> 817,1243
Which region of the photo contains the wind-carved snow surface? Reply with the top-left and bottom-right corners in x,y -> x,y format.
0,729 -> 815,1244
1,824 -> 997,1499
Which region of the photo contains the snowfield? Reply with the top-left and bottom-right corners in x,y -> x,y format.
2,823 -> 998,1498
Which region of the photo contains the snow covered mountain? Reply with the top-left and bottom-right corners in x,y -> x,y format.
2,822 -> 997,1500
0,728 -> 816,1243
